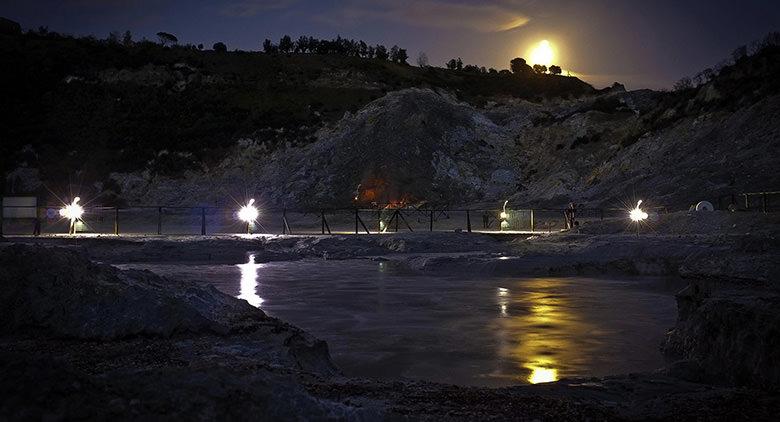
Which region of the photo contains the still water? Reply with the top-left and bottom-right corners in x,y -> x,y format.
120,257 -> 684,387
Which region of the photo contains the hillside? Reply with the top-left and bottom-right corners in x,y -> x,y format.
0,30 -> 592,199
2,28 -> 779,209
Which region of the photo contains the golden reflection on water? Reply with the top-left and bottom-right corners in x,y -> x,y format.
497,278 -> 588,384
236,254 -> 264,307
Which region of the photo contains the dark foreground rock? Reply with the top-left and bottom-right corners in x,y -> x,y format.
662,279 -> 780,390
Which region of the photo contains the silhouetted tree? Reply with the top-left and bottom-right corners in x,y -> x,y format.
533,64 -> 547,74
263,39 -> 277,54
121,30 -> 133,47
295,35 -> 308,53
375,45 -> 388,60
389,45 -> 399,61
417,52 -> 429,67
446,58 -> 458,69
197,43 -> 203,50
156,31 -> 178,46
213,42 -> 227,52
488,67 -> 498,74
549,65 -> 562,75
510,57 -> 531,74
391,47 -> 408,64
279,35 -> 293,53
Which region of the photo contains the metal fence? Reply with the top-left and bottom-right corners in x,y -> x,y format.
717,191 -> 779,212
0,205 -> 609,236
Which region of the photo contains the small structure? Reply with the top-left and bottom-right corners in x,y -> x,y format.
1,196 -> 39,236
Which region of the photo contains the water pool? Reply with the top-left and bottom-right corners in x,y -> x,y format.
120,256 -> 684,387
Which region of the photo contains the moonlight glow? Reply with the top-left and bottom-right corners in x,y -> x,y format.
528,40 -> 555,66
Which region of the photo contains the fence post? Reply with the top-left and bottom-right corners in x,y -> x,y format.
377,210 -> 381,233
321,209 -> 325,234
114,207 -> 119,235
355,209 -> 359,234
282,209 -> 287,234
201,208 -> 206,235
429,209 -> 434,231
157,206 -> 162,235
745,194 -> 749,210
530,209 -> 535,232
33,207 -> 41,236
466,210 -> 471,233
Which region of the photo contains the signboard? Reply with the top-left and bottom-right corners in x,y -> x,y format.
2,196 -> 38,218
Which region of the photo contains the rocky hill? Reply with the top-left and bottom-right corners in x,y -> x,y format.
0,29 -> 591,200
2,28 -> 779,209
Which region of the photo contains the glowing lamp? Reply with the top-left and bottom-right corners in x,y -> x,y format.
59,197 -> 84,222
500,200 -> 510,231
629,200 -> 648,222
238,199 -> 259,234
238,199 -> 259,223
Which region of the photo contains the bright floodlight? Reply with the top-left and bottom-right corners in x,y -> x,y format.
629,200 -> 648,222
59,197 -> 84,222
238,198 -> 259,223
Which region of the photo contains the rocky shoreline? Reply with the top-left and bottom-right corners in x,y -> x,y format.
1,211 -> 778,419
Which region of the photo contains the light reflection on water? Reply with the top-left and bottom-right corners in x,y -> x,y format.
497,279 -> 575,384
118,258 -> 683,387
236,254 -> 264,307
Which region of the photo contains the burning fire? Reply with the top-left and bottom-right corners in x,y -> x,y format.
353,178 -> 415,208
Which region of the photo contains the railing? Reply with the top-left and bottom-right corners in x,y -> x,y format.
717,191 -> 779,212
0,205 -> 609,237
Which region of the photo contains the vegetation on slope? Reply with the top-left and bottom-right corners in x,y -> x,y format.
0,28 -> 593,194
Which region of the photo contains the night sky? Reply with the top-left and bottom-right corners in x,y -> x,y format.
3,0 -> 779,89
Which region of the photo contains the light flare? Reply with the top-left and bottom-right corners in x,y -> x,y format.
629,200 -> 648,222
59,197 -> 83,222
238,198 -> 259,223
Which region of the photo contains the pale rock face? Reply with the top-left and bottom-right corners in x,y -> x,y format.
108,84 -> 779,209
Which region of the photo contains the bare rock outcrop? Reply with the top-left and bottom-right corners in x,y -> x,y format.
0,244 -> 337,376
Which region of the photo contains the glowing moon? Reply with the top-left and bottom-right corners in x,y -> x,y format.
528,40 -> 555,66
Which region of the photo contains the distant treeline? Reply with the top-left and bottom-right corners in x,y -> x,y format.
261,35 -> 409,64
673,31 -> 780,91
21,24 -> 573,76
